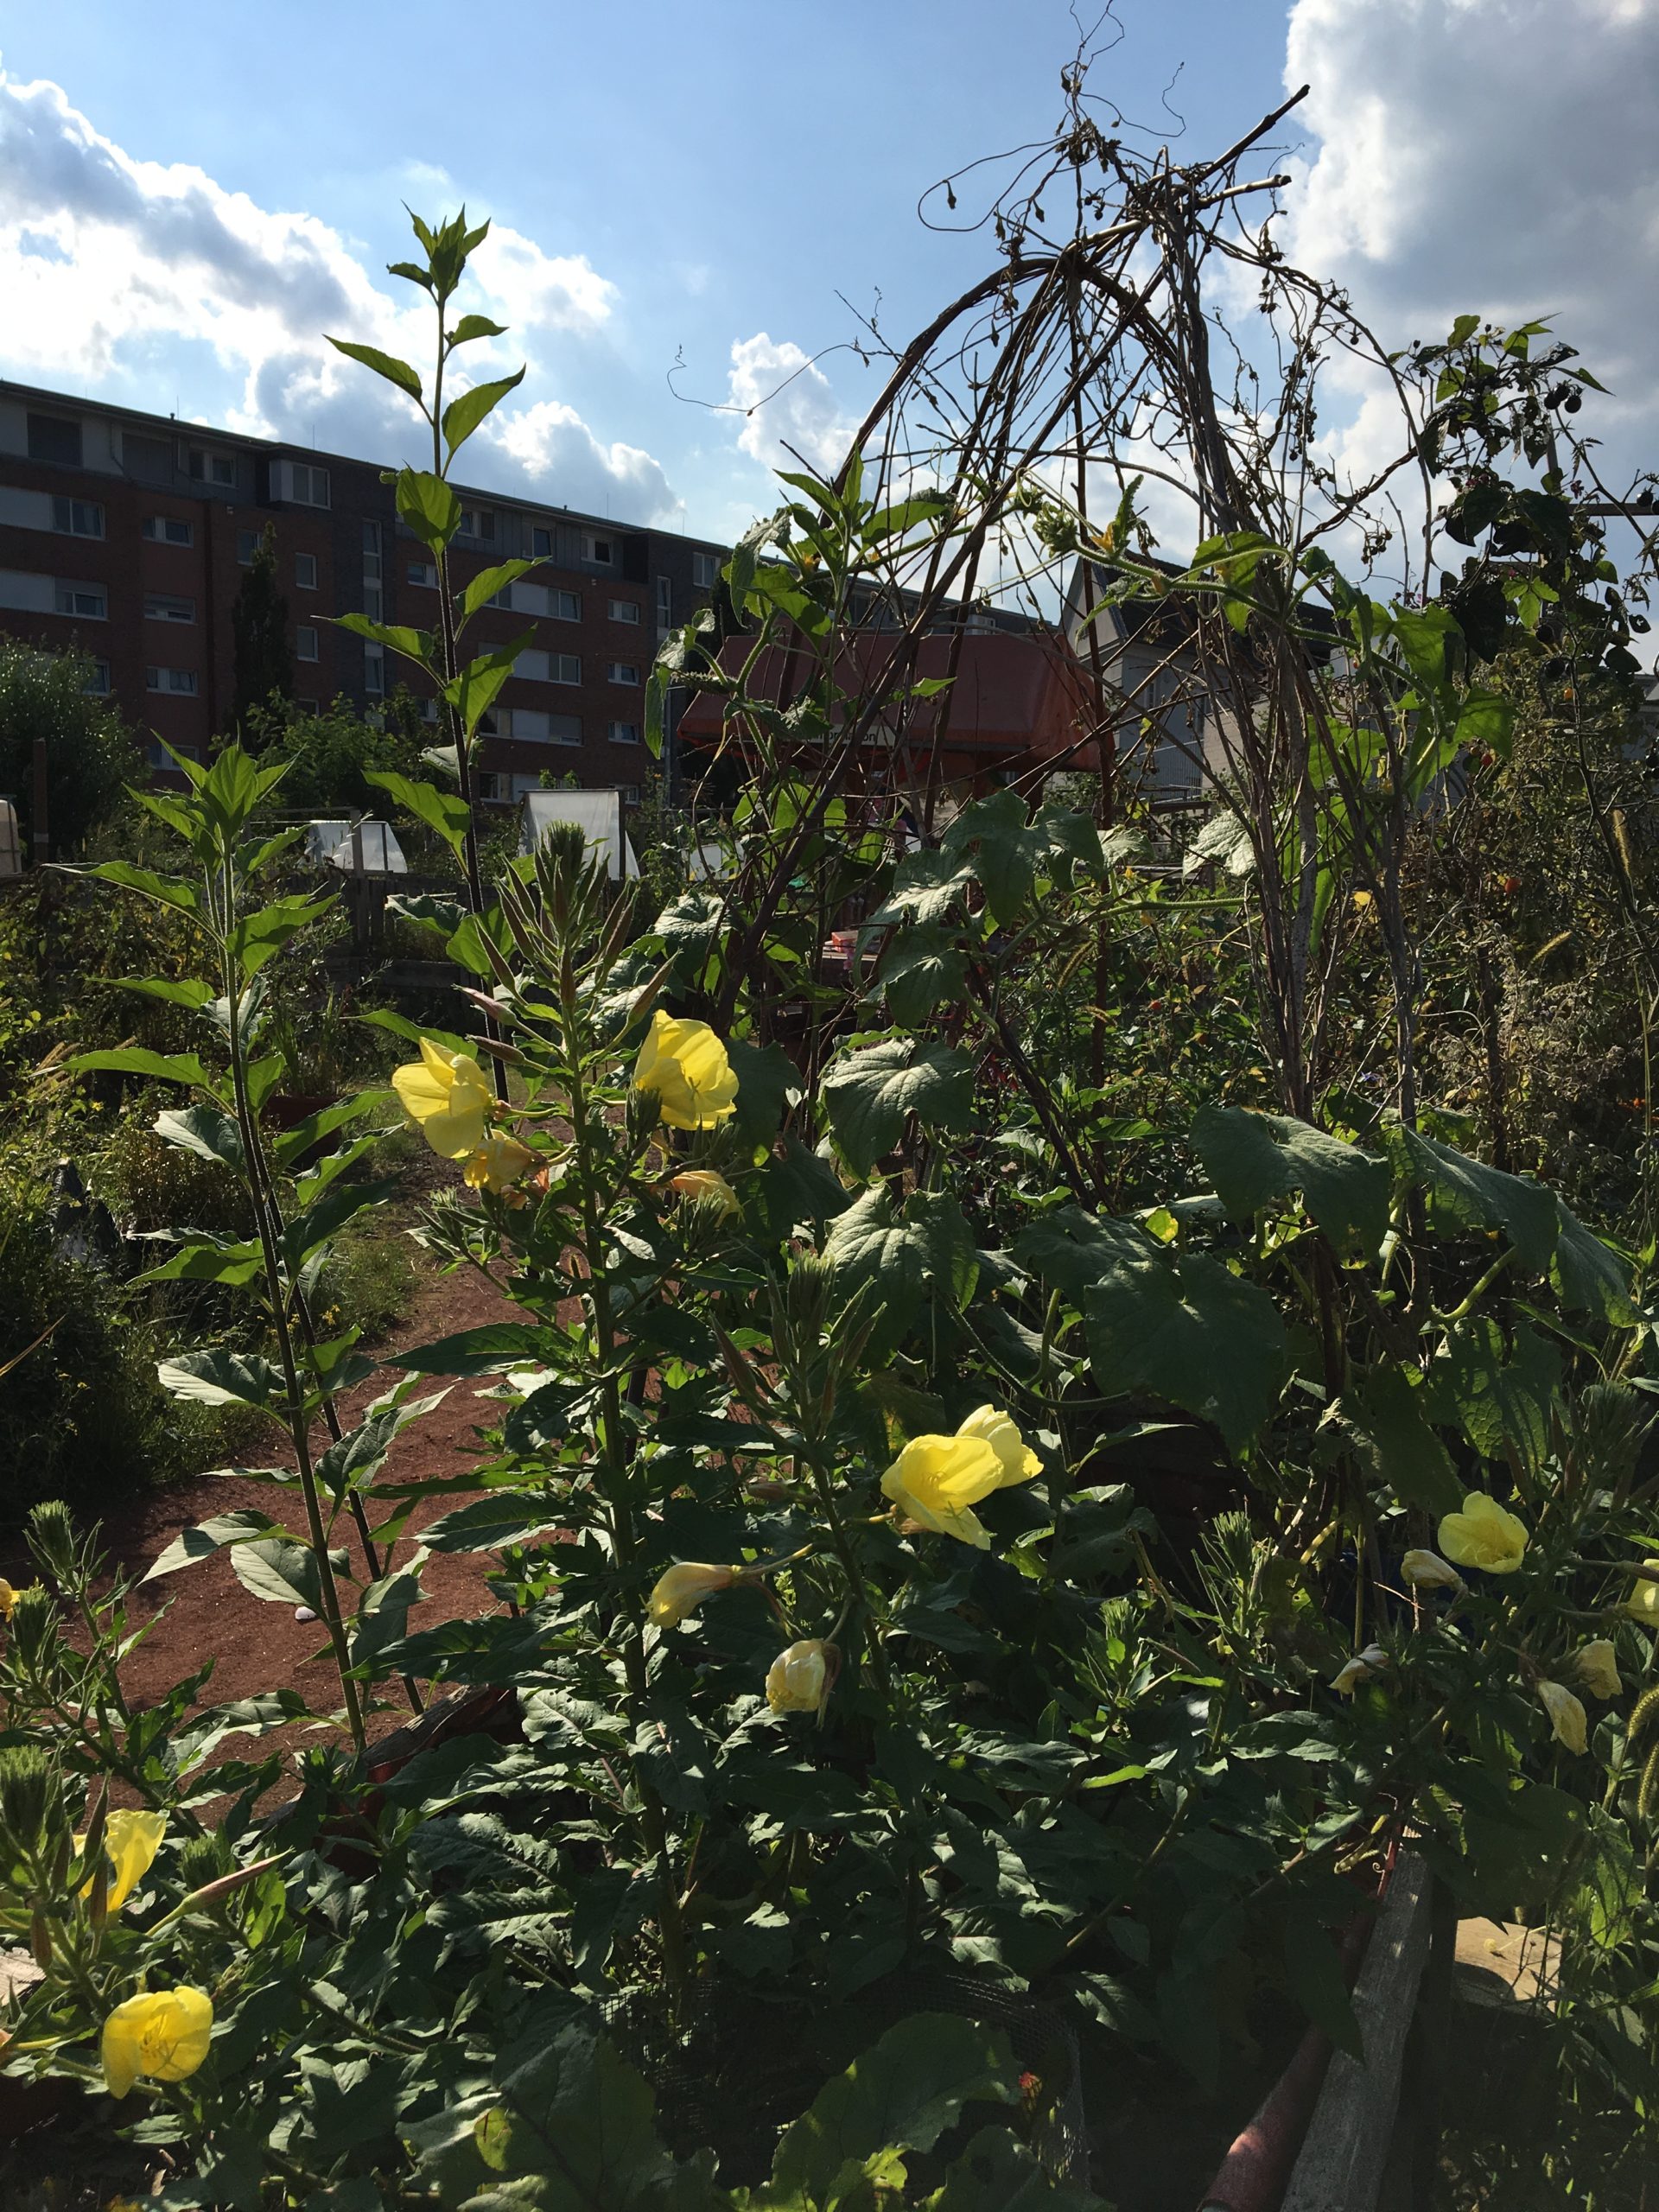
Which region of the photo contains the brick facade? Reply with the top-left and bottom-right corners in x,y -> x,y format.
0,381 -> 726,804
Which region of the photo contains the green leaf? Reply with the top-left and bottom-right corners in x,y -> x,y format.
1192,1103 -> 1390,1258
422,1493 -> 569,1553
1336,1366 -> 1462,1515
1551,1198 -> 1637,1325
1424,1317 -> 1561,1476
133,1234 -> 264,1288
334,612 -> 436,666
446,628 -> 539,739
282,1177 -> 402,1272
1082,1246 -> 1287,1456
944,788 -> 1046,925
1389,604 -> 1460,690
930,2126 -> 1102,2211
875,925 -> 969,1027
1388,1127 -> 1558,1272
442,367 -> 526,460
66,1047 -> 212,1089
150,1105 -> 244,1177
143,1510 -> 284,1581
823,1039 -> 975,1177
450,313 -> 509,346
157,1348 -> 285,1412
114,976 -> 215,1012
459,560 -> 541,622
327,336 -> 424,401
76,861 -> 200,915
385,1324 -> 550,1376
1008,1206 -> 1147,1300
395,467 -> 462,553
769,2013 -> 1018,2206
1283,1905 -> 1364,2060
365,768 -> 471,858
823,1185 -> 976,1347
228,893 -> 334,980
230,1537 -> 345,1611
728,1039 -> 803,1148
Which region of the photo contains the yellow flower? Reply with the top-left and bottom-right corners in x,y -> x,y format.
1438,1491 -> 1529,1574
668,1168 -> 741,1219
1401,1548 -> 1462,1592
647,1561 -> 734,1628
881,1433 -> 1003,1549
100,1986 -> 213,2100
461,1131 -> 533,1196
75,1811 -> 166,1915
1622,1566 -> 1659,1623
1574,1640 -> 1623,1699
954,1406 -> 1041,1489
0,1579 -> 13,1622
391,1038 -> 493,1160
766,1639 -> 836,1716
1537,1679 -> 1587,1755
1332,1643 -> 1388,1694
632,1011 -> 739,1131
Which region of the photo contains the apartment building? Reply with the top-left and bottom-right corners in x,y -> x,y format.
0,380 -> 728,805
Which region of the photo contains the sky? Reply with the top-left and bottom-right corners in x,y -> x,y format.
0,0 -> 1654,555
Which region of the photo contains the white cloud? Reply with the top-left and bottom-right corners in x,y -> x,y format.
727,332 -> 856,475
1281,0 -> 1659,496
0,69 -> 675,519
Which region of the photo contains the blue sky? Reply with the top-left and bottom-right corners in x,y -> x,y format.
0,0 -> 1655,556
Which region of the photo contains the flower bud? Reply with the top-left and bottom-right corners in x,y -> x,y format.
1537,1679 -> 1588,1754
1332,1644 -> 1389,1695
766,1640 -> 837,1716
1622,1565 -> 1659,1623
26,1500 -> 78,1583
1401,1548 -> 1462,1592
646,1561 -> 735,1629
1573,1639 -> 1622,1700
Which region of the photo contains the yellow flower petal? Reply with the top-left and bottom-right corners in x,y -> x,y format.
633,1012 -> 739,1131
647,1562 -> 734,1628
881,1433 -> 1002,1548
955,1406 -> 1041,1489
0,1579 -> 13,1623
1573,1639 -> 1622,1700
1437,1491 -> 1529,1573
668,1169 -> 741,1219
461,1133 -> 532,1195
391,1042 -> 493,1160
1401,1548 -> 1462,1592
1622,1566 -> 1659,1622
75,1811 -> 166,1915
100,1987 -> 213,2100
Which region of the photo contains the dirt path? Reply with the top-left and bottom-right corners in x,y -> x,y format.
85,1262 -> 524,1760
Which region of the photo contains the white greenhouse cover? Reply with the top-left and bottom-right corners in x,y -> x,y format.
303,820 -> 409,874
0,799 -> 21,878
518,789 -> 639,880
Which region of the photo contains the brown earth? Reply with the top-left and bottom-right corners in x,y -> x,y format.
73,1262 -> 524,1782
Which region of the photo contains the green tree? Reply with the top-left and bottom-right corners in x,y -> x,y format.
244,687 -> 426,813
0,639 -> 135,858
230,521 -> 293,731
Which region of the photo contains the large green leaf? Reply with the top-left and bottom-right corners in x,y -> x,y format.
442,366 -> 526,460
1192,1103 -> 1390,1258
728,1039 -> 804,1149
385,1323 -> 550,1376
143,1509 -> 284,1581
875,924 -> 968,1027
928,2125 -> 1103,2210
132,1233 -> 264,1289
944,789 -> 1046,925
66,1047 -> 212,1089
1424,1317 -> 1560,1476
157,1349 -> 285,1412
395,467 -> 461,552
768,2013 -> 1017,2208
422,1493 -> 570,1553
1082,1247 -> 1287,1455
153,1104 -> 245,1173
365,769 -> 471,859
822,1039 -> 974,1177
1008,1206 -> 1147,1300
282,1176 -> 403,1271
228,893 -> 334,980
77,861 -> 200,915
230,1537 -> 346,1611
1336,1366 -> 1461,1515
327,336 -> 423,401
1388,1127 -> 1557,1272
823,1185 -> 976,1344
1550,1198 -> 1637,1325
1282,1905 -> 1364,2060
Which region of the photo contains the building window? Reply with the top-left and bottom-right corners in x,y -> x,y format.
514,649 -> 551,683
144,593 -> 195,625
147,739 -> 199,768
364,645 -> 385,696
296,626 -> 320,663
531,526 -> 554,558
270,459 -> 327,507
407,560 -> 438,588
459,507 -> 496,542
418,696 -> 441,723
620,784 -> 640,805
296,552 -> 318,590
582,531 -> 614,566
608,598 -> 640,625
691,550 -> 721,590
28,414 -> 82,467
143,515 -> 194,546
551,654 -> 581,685
549,713 -> 582,747
84,660 -> 111,696
655,575 -> 674,633
296,698 -> 320,716
607,661 -> 639,686
550,588 -> 580,621
187,447 -> 238,489
237,529 -> 259,565
54,497 -> 104,538
146,666 -> 199,696
55,582 -> 106,620
609,720 -> 639,745
507,708 -> 551,741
